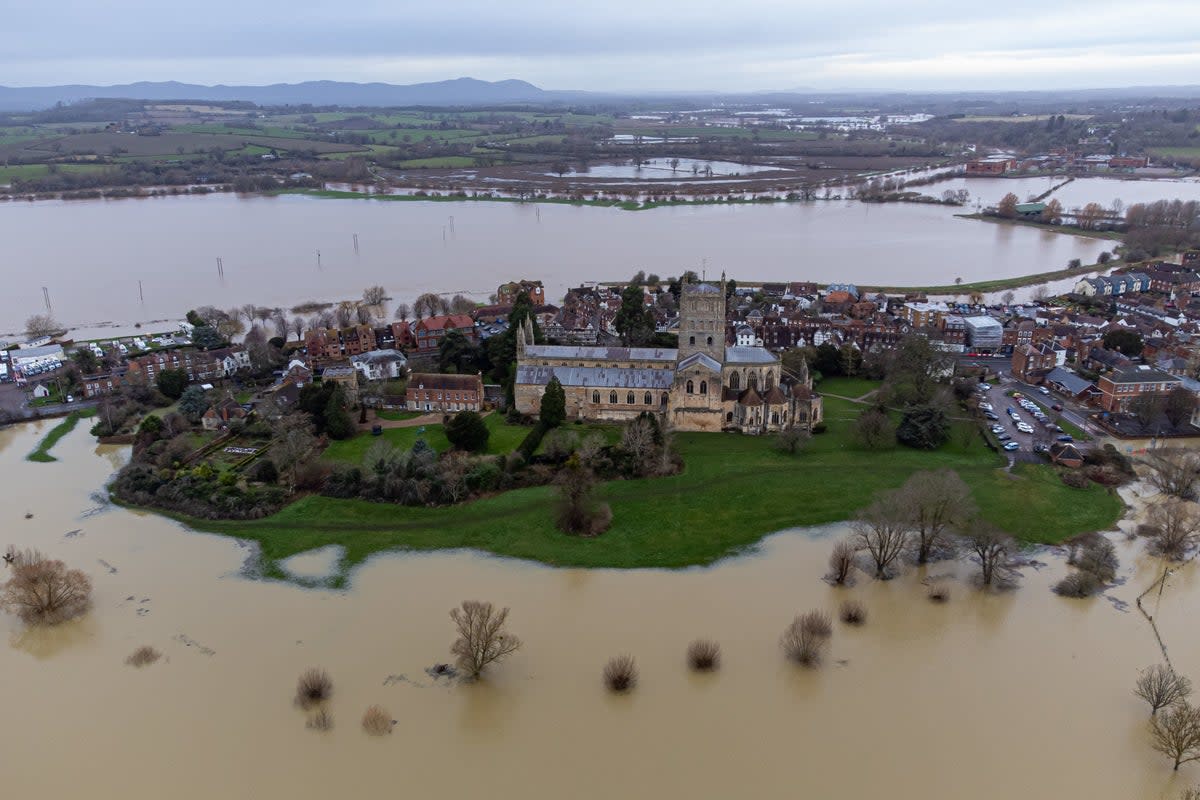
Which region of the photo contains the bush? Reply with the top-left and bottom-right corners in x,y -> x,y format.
517,422 -> 549,460
780,610 -> 832,667
686,639 -> 721,672
1053,570 -> 1102,597
1061,470 -> 1090,489
897,404 -> 950,450
295,668 -> 333,709
125,645 -> 161,667
927,584 -> 951,603
246,458 -> 278,484
361,705 -> 393,736
827,539 -> 856,585
603,655 -> 639,692
445,410 -> 490,452
840,600 -> 867,625
0,548 -> 92,626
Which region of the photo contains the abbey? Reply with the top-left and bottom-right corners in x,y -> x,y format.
513,278 -> 822,433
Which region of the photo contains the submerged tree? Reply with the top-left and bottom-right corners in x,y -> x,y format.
1136,664 -> 1193,717
852,498 -> 909,579
0,547 -> 92,626
449,600 -> 522,679
1150,702 -> 1200,771
966,521 -> 1013,588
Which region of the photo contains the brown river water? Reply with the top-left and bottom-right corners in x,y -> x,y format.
1,420 -> 1197,799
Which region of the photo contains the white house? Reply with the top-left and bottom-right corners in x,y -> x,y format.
30,383 -> 51,399
350,349 -> 408,381
734,325 -> 758,347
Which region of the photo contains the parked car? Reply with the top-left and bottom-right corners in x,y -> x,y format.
1051,403 -> 1063,411
1017,424 -> 1034,434
991,425 -> 1006,434
979,402 -> 993,411
1003,442 -> 1020,451
65,395 -> 74,403
985,412 -> 999,420
997,433 -> 1012,441
978,383 -> 992,391
1056,434 -> 1075,442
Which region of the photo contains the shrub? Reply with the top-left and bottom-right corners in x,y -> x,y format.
295,668 -> 333,709
1053,571 -> 1102,597
603,654 -> 638,692
840,600 -> 867,625
306,709 -> 333,731
294,461 -> 334,491
361,705 -> 393,735
445,411 -> 490,452
827,539 -> 856,585
125,645 -> 161,667
896,404 -> 950,450
1061,470 -> 1090,489
246,458 -> 278,484
781,610 -> 832,667
1076,536 -> 1119,583
927,584 -> 951,603
686,639 -> 721,672
0,549 -> 92,626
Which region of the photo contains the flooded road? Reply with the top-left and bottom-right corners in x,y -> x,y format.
1,420 -> 1197,799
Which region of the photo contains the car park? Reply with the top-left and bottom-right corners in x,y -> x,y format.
1003,442 -> 1020,451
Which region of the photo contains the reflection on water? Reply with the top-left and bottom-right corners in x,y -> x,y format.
1,420 -> 1198,799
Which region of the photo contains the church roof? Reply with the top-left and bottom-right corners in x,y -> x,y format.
523,344 -> 677,362
738,387 -> 765,406
677,352 -> 722,373
763,386 -> 788,404
725,346 -> 778,365
685,282 -> 722,294
515,365 -> 673,389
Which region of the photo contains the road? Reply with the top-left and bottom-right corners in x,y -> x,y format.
0,382 -> 98,422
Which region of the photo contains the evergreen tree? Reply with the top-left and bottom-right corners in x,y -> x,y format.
445,410 -> 490,452
540,376 -> 566,428
323,386 -> 355,440
614,284 -> 654,346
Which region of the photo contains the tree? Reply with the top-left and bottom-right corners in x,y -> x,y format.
191,324 -> 225,350
1146,499 -> 1200,560
24,313 -> 61,337
827,539 -> 856,585
1130,393 -> 1166,429
445,410 -> 489,452
852,498 -> 909,579
1001,290 -> 1016,306
449,294 -> 475,315
554,453 -> 611,536
774,426 -> 811,455
72,348 -> 98,374
1136,665 -> 1193,717
539,376 -> 566,428
1102,328 -> 1144,357
901,470 -> 974,563
1150,702 -> 1200,771
1165,387 -> 1197,428
1,548 -> 92,626
291,316 -> 306,342
780,610 -> 832,667
1040,198 -> 1064,224
1142,448 -> 1200,500
178,385 -> 209,420
438,329 -> 482,374
997,192 -> 1019,219
156,368 -> 189,400
449,600 -> 521,679
613,283 -> 654,346
362,285 -> 387,307
414,292 -> 442,320
853,407 -> 896,450
323,387 -> 355,440
966,521 -> 1013,587
813,342 -> 844,377
897,404 -> 950,450
393,303 -> 411,322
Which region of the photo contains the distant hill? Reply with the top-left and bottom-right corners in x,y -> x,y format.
0,78 -> 559,111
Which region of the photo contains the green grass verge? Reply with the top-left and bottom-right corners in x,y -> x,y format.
375,409 -> 423,421
322,413 -> 532,462
176,397 -> 1121,582
26,409 -> 97,463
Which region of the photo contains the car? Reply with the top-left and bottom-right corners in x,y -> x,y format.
1051,404 -> 1063,411
991,425 -> 1005,434
1017,424 -> 1034,434
978,383 -> 992,391
1054,425 -> 1064,432
985,412 -> 999,420
1039,387 -> 1051,395
979,402 -> 993,411
65,395 -> 74,403
997,433 -> 1012,441
1056,434 -> 1075,442
1033,443 -> 1048,454
1006,407 -> 1015,415
1012,392 -> 1023,399
1003,442 -> 1020,451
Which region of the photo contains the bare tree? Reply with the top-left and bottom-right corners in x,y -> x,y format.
449,600 -> 522,679
901,470 -> 974,563
291,316 -> 306,342
966,521 -> 1013,587
1001,290 -> 1015,306
362,285 -> 387,307
394,302 -> 411,322
620,417 -> 658,470
24,313 -> 61,337
774,426 -> 811,455
254,307 -> 274,326
827,539 -> 856,585
414,292 -> 442,319
239,304 -> 259,325
334,301 -> 357,328
355,303 -> 375,326
1,548 -> 92,625
1143,448 -> 1200,500
449,294 -> 476,315
272,310 -> 290,341
852,498 -> 909,579
1150,702 -> 1200,771
1146,499 -> 1200,560
780,610 -> 832,667
1136,664 -> 1193,717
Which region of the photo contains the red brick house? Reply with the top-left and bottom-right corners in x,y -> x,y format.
413,315 -> 477,354
497,280 -> 545,306
1096,365 -> 1183,412
1012,343 -> 1058,382
404,373 -> 484,413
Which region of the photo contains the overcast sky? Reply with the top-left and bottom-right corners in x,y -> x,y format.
6,0 -> 1200,91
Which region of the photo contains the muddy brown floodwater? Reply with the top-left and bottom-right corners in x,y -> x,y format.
0,420 -> 1197,799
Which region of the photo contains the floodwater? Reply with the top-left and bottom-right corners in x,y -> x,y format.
936,175 -> 1200,211
2,421 -> 1199,799
558,159 -> 786,179
0,192 -> 1106,332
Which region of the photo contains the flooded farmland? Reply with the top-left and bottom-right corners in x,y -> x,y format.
1,420 -> 1198,799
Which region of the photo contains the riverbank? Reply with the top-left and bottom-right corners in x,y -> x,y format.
161,396 -> 1121,585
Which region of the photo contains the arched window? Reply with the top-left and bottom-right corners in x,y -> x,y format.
686,380 -> 694,394
700,380 -> 708,395
609,390 -> 618,404
626,392 -> 635,404
730,372 -> 740,390
643,392 -> 652,405
706,336 -> 713,346
689,336 -> 696,346
766,372 -> 774,391
771,411 -> 779,425
592,390 -> 600,403
660,392 -> 668,406
749,372 -> 758,390
726,412 -> 733,422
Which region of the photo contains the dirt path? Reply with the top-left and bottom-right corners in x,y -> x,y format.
357,409 -> 494,431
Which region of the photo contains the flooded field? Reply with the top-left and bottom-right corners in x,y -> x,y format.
1,419 -> 1198,799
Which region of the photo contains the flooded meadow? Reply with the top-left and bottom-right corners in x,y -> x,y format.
1,419 -> 1198,798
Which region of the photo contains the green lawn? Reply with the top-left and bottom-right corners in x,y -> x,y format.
395,156 -> 478,168
322,413 -> 532,462
184,398 -> 1122,583
815,377 -> 881,400
26,409 -> 97,463
375,409 -> 423,422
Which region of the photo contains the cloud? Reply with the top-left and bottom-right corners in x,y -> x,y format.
5,0 -> 1199,90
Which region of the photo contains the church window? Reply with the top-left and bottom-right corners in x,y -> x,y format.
771,412 -> 779,425
592,391 -> 600,403
661,392 -> 668,406
609,391 -> 618,404
729,372 -> 740,390
706,336 -> 713,346
749,372 -> 758,390
689,336 -> 695,346
700,380 -> 707,395
686,380 -> 694,394
726,412 -> 733,422
766,372 -> 774,391
643,392 -> 652,405
626,392 -> 635,404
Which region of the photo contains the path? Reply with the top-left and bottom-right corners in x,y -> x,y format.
357,409 -> 495,431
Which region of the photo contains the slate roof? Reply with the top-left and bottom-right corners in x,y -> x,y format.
677,352 -> 722,373
515,365 -> 674,389
725,346 -> 777,364
1045,367 -> 1095,395
686,283 -> 722,294
523,344 -> 677,362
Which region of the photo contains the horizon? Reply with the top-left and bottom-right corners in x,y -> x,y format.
8,0 -> 1200,93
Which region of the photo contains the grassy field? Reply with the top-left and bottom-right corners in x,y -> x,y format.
182,394 -> 1122,582
322,413 -> 532,462
375,409 -> 423,422
1148,147 -> 1200,159
815,377 -> 882,400
26,409 -> 97,463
